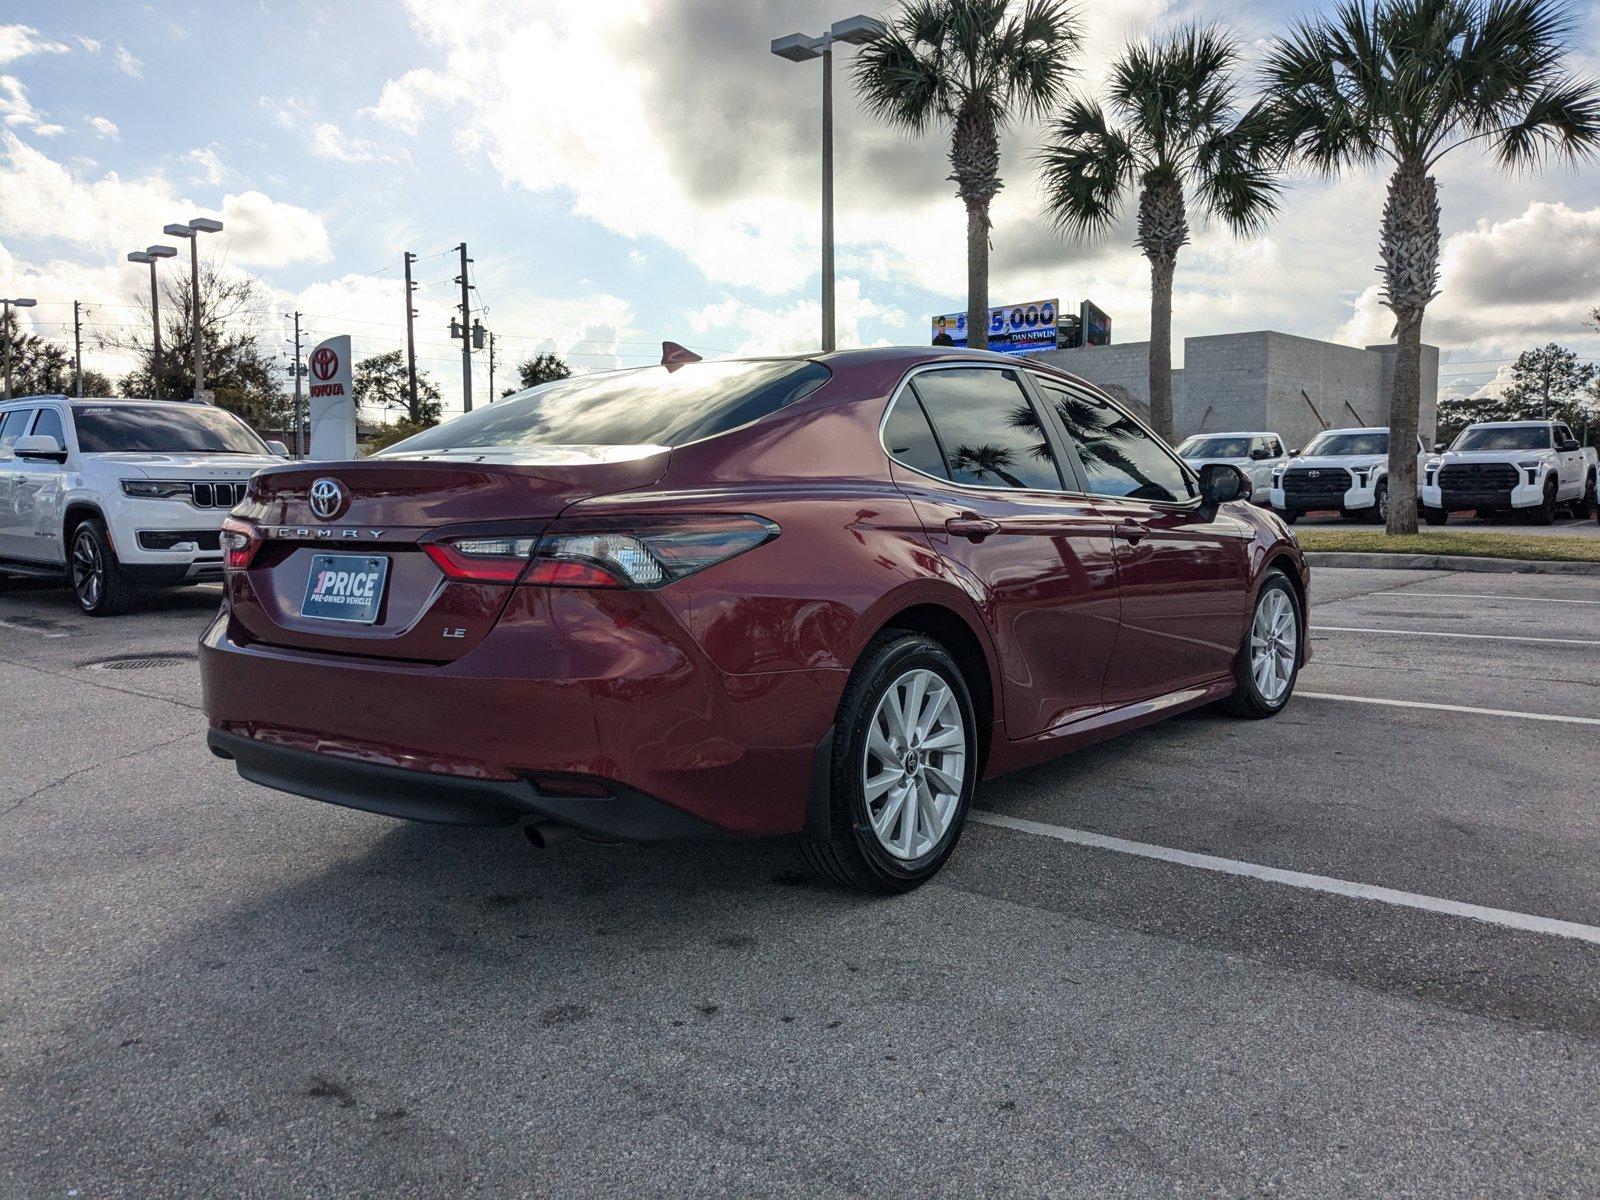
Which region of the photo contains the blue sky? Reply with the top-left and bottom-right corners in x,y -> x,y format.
2,0 -> 1598,417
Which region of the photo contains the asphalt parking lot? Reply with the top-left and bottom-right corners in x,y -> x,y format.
2,566 -> 1598,1197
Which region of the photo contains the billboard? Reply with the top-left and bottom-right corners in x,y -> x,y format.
1081,300 -> 1112,347
931,298 -> 1061,356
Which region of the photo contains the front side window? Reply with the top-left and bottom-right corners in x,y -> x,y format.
1266,437 -> 1284,457
1038,382 -> 1190,503
72,404 -> 269,455
31,408 -> 65,447
1556,425 -> 1575,445
909,368 -> 1063,491
1177,436 -> 1251,459
379,360 -> 830,455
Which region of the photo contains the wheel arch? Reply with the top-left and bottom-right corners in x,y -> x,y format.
62,500 -> 108,548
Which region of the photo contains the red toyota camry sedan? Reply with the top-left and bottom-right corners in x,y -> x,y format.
202,347 -> 1307,891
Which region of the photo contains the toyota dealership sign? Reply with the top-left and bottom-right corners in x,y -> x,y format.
307,335 -> 356,460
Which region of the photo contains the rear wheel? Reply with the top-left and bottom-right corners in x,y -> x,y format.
1224,571 -> 1301,719
71,519 -> 137,617
801,632 -> 977,893
1281,509 -> 1300,525
1423,506 -> 1448,526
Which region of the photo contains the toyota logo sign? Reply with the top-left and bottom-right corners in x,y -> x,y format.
310,346 -> 340,382
308,478 -> 346,521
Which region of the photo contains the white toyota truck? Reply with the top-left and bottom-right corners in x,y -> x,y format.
1421,419 -> 1597,525
0,395 -> 286,615
1267,426 -> 1428,524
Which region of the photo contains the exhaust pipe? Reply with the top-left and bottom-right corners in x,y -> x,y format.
524,821 -> 575,850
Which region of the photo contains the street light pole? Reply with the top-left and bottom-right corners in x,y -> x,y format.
165,217 -> 223,402
771,15 -> 884,354
127,248 -> 176,400
1,297 -> 37,400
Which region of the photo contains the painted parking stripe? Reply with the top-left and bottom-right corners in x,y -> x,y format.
1375,591 -> 1600,607
970,811 -> 1600,946
1315,624 -> 1600,648
1297,690 -> 1600,726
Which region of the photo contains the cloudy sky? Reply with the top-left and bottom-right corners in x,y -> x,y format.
2,0 -> 1598,417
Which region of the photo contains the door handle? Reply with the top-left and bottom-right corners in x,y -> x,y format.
945,514 -> 1001,542
1114,522 -> 1148,544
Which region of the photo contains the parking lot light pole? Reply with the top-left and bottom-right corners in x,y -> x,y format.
771,15 -> 885,354
165,218 -> 223,402
128,247 -> 177,401
2,296 -> 37,400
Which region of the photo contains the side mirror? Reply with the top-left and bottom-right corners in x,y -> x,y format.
1288,448 -> 1300,457
1559,438 -> 1581,453
1198,462 -> 1250,507
1249,446 -> 1270,460
13,433 -> 66,462
266,439 -> 290,458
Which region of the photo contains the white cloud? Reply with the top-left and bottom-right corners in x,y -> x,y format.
1337,202 -> 1600,355
86,115 -> 118,139
217,191 -> 332,267
688,278 -> 905,355
112,45 -> 142,77
309,122 -> 409,166
0,74 -> 48,131
73,35 -> 102,54
0,24 -> 70,65
186,146 -> 226,184
359,68 -> 465,135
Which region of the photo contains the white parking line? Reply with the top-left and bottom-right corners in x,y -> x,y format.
1297,691 -> 1600,726
1315,625 -> 1600,648
1376,591 -> 1600,607
970,811 -> 1600,946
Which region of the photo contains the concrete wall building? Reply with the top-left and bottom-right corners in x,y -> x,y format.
1037,330 -> 1440,451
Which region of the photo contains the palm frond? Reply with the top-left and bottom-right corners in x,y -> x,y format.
1492,74 -> 1600,167
1034,95 -> 1138,240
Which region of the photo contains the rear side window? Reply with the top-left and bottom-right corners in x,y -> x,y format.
1,408 -> 36,450
881,392 -> 949,479
1038,382 -> 1191,503
380,360 -> 831,455
31,408 -> 65,446
909,368 -> 1064,491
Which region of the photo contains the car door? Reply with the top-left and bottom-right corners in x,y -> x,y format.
1554,424 -> 1581,496
1246,436 -> 1278,492
1034,378 -> 1252,707
882,364 -> 1121,738
10,405 -> 68,564
0,406 -> 38,559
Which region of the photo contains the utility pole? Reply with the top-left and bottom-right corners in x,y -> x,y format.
820,35 -> 835,353
455,242 -> 473,413
73,300 -> 84,396
291,312 -> 304,458
488,330 -> 496,402
402,251 -> 419,422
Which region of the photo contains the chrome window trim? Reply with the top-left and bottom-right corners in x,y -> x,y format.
875,360 -> 1090,500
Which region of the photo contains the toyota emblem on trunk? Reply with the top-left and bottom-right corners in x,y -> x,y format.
309,478 -> 346,520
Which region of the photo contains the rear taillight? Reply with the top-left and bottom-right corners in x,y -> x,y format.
220,517 -> 260,570
423,516 -> 778,589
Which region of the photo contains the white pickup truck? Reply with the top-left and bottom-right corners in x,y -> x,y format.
1267,427 -> 1427,524
1175,431 -> 1290,500
1421,420 -> 1597,525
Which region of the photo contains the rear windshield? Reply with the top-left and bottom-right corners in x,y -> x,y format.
1302,431 -> 1387,457
73,403 -> 269,454
1178,436 -> 1251,458
378,360 -> 831,455
1452,426 -> 1550,452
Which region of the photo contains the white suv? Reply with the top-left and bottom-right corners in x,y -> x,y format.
0,396 -> 286,615
1421,420 -> 1597,525
1267,427 -> 1427,524
1175,431 -> 1289,499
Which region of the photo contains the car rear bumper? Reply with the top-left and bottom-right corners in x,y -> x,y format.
206,728 -> 718,839
199,597 -> 848,839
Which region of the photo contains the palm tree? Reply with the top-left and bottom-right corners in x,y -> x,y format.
1035,26 -> 1282,442
1262,0 -> 1600,533
853,0 -> 1080,349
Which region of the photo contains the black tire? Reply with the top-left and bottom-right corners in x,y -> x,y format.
800,631 -> 978,893
1223,571 -> 1301,719
1367,479 -> 1388,525
1281,509 -> 1300,525
70,518 -> 138,617
1423,506 -> 1448,526
1529,477 -> 1558,526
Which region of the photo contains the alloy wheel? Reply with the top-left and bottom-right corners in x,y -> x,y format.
861,668 -> 966,861
72,530 -> 104,610
1249,588 -> 1297,704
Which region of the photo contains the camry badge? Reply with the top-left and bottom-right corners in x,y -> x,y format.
308,478 -> 345,521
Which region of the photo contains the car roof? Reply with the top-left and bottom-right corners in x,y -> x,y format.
1468,420 -> 1553,428
1182,430 -> 1279,438
1316,426 -> 1388,435
1,395 -> 174,407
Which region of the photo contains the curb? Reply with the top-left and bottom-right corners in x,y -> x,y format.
1305,551 -> 1600,577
